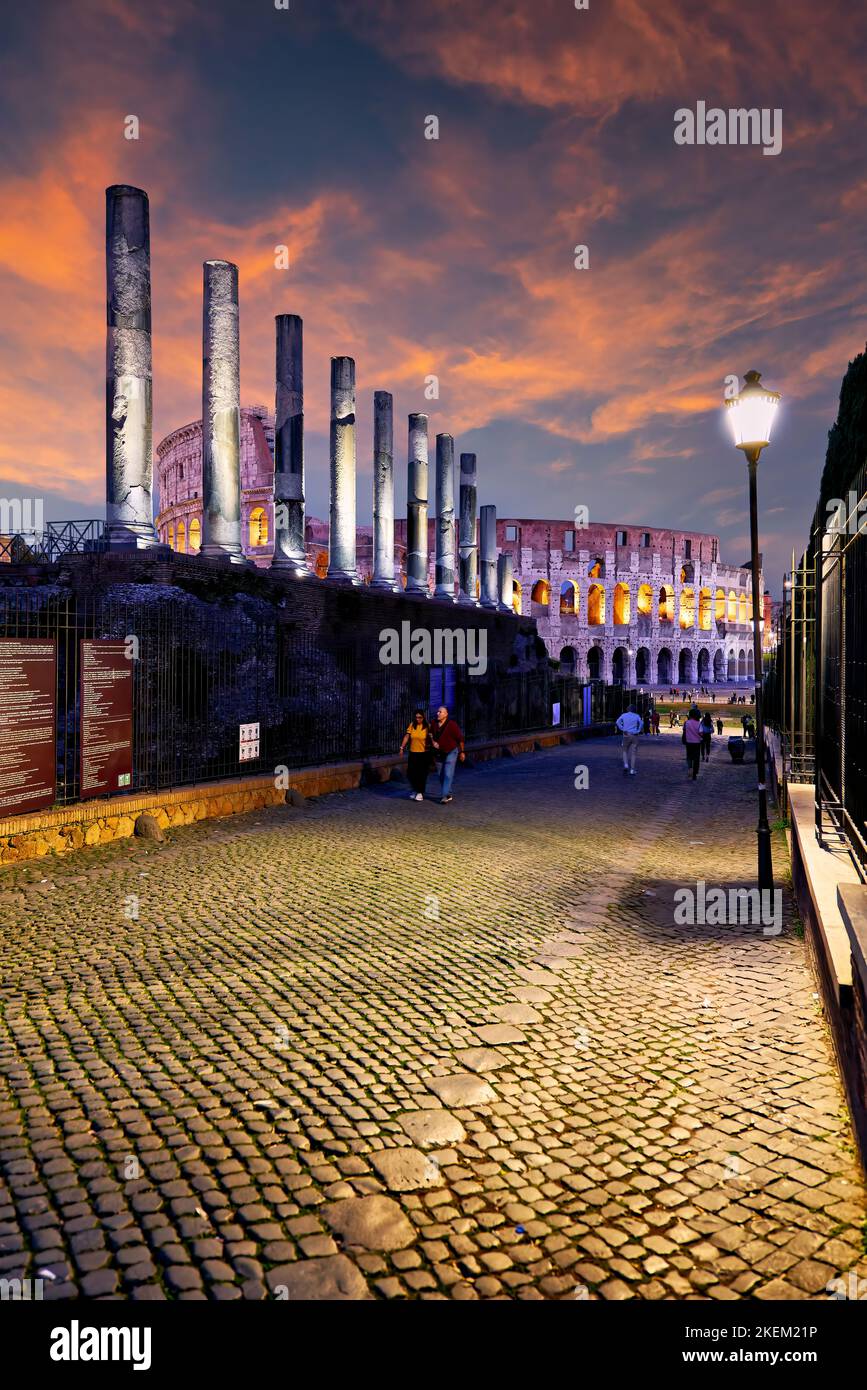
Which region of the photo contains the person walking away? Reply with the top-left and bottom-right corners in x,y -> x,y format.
651,708 -> 661,736
700,712 -> 714,763
431,705 -> 465,804
683,706 -> 703,780
615,704 -> 643,776
716,717 -> 723,735
400,710 -> 432,801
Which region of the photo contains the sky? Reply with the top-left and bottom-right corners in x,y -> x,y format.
1,0 -> 866,594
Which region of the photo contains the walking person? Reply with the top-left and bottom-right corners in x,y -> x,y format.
716,717 -> 724,736
400,710 -> 433,801
683,706 -> 703,780
615,703 -> 643,777
700,711 -> 714,763
651,708 -> 661,737
431,705 -> 465,804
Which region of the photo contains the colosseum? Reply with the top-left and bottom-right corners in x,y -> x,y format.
156,407 -> 765,686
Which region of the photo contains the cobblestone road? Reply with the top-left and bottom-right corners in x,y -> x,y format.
1,731 -> 865,1301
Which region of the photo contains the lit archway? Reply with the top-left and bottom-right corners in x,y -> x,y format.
738,593 -> 748,624
659,585 -> 674,623
588,557 -> 604,579
249,506 -> 269,547
188,516 -> 201,551
657,647 -> 673,684
560,580 -> 578,615
679,587 -> 695,629
728,590 -> 737,622
531,579 -> 550,609
715,588 -> 726,622
315,550 -> 328,578
587,583 -> 605,625
613,582 -> 630,625
637,583 -> 653,617
512,580 -> 522,615
176,519 -> 186,553
698,588 -> 712,631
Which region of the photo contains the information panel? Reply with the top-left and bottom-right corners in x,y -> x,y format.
80,640 -> 134,799
0,638 -> 57,817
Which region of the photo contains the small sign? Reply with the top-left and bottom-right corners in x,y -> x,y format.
80,640 -> 133,799
552,702 -> 562,726
239,722 -> 260,762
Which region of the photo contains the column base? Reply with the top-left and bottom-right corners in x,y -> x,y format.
434,587 -> 458,602
200,543 -> 251,566
326,568 -> 361,585
405,582 -> 430,598
270,555 -> 311,577
105,523 -> 162,551
370,577 -> 402,593
457,592 -> 480,607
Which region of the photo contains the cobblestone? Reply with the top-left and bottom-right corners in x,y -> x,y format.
0,734 -> 864,1300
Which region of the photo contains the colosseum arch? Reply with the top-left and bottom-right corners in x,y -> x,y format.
188,516 -> 201,551
612,646 -> 629,684
249,506 -> 269,548
531,579 -> 550,610
738,647 -> 747,678
167,523 -> 175,549
635,646 -> 650,683
176,519 -> 186,553
613,582 -> 630,625
587,645 -> 603,680
747,649 -> 754,676
659,585 -> 674,623
512,580 -> 522,615
587,583 -> 605,625
748,595 -> 754,621
715,588 -> 726,622
698,588 -> 712,630
727,650 -> 737,679
697,648 -> 710,682
588,557 -> 604,579
738,593 -> 748,624
679,587 -> 695,629
559,645 -> 577,673
657,647 -> 673,684
727,590 -> 738,622
713,650 -> 726,681
637,583 -> 653,617
679,649 -> 694,684
560,579 -> 578,615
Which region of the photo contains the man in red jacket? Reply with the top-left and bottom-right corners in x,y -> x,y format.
431,705 -> 465,804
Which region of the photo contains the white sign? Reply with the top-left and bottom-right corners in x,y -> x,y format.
239,722 -> 260,762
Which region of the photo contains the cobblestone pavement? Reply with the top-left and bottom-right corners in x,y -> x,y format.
1,731 -> 865,1301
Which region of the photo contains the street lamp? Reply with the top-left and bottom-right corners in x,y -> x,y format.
725,370 -> 781,893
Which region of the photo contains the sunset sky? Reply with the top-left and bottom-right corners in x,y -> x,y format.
1,0 -> 866,592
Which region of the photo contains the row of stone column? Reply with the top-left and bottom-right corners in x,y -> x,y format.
104,184 -> 512,608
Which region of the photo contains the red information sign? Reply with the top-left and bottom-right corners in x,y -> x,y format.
80,640 -> 134,799
0,638 -> 57,817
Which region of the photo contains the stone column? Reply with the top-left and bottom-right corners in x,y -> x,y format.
497,551 -> 514,613
406,413 -> 429,595
200,260 -> 245,562
327,356 -> 358,582
480,504 -> 499,608
434,433 -> 456,601
371,391 -> 399,590
271,313 -> 308,573
105,184 -> 158,548
458,453 -> 479,605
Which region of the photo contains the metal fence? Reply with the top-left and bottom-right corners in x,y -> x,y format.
0,585 -> 648,810
0,520 -> 106,565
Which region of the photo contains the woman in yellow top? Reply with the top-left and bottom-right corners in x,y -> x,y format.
400,710 -> 432,801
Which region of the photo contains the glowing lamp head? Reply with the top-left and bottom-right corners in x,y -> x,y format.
725,370 -> 780,455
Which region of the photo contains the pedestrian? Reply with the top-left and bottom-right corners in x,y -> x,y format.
643,708 -> 652,735
651,708 -> 661,736
430,705 -> 465,804
615,703 -> 643,776
700,711 -> 714,762
716,717 -> 723,735
683,705 -> 703,780
400,709 -> 433,801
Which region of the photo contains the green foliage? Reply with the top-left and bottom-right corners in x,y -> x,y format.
819,343 -> 867,510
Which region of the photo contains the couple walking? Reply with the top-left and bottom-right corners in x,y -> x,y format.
683,707 -> 715,778
399,706 -> 465,804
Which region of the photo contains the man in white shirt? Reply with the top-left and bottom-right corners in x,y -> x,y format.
615,704 -> 644,776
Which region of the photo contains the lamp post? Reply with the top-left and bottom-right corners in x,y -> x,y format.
724,370 -> 781,893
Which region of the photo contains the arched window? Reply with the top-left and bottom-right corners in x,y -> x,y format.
728,590 -> 737,623
637,583 -> 653,617
531,579 -> 550,609
588,557 -> 604,579
659,585 -> 674,622
587,583 -> 605,625
613,582 -> 630,625
512,580 -> 522,616
249,506 -> 269,547
188,516 -> 201,551
679,586 -> 695,629
715,588 -> 726,622
738,593 -> 748,624
560,580 -> 578,615
698,588 -> 712,631
747,595 -> 753,622
559,646 -> 577,673
176,520 -> 186,553
168,523 -> 175,549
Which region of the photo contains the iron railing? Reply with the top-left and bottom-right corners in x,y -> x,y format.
0,520 -> 106,565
